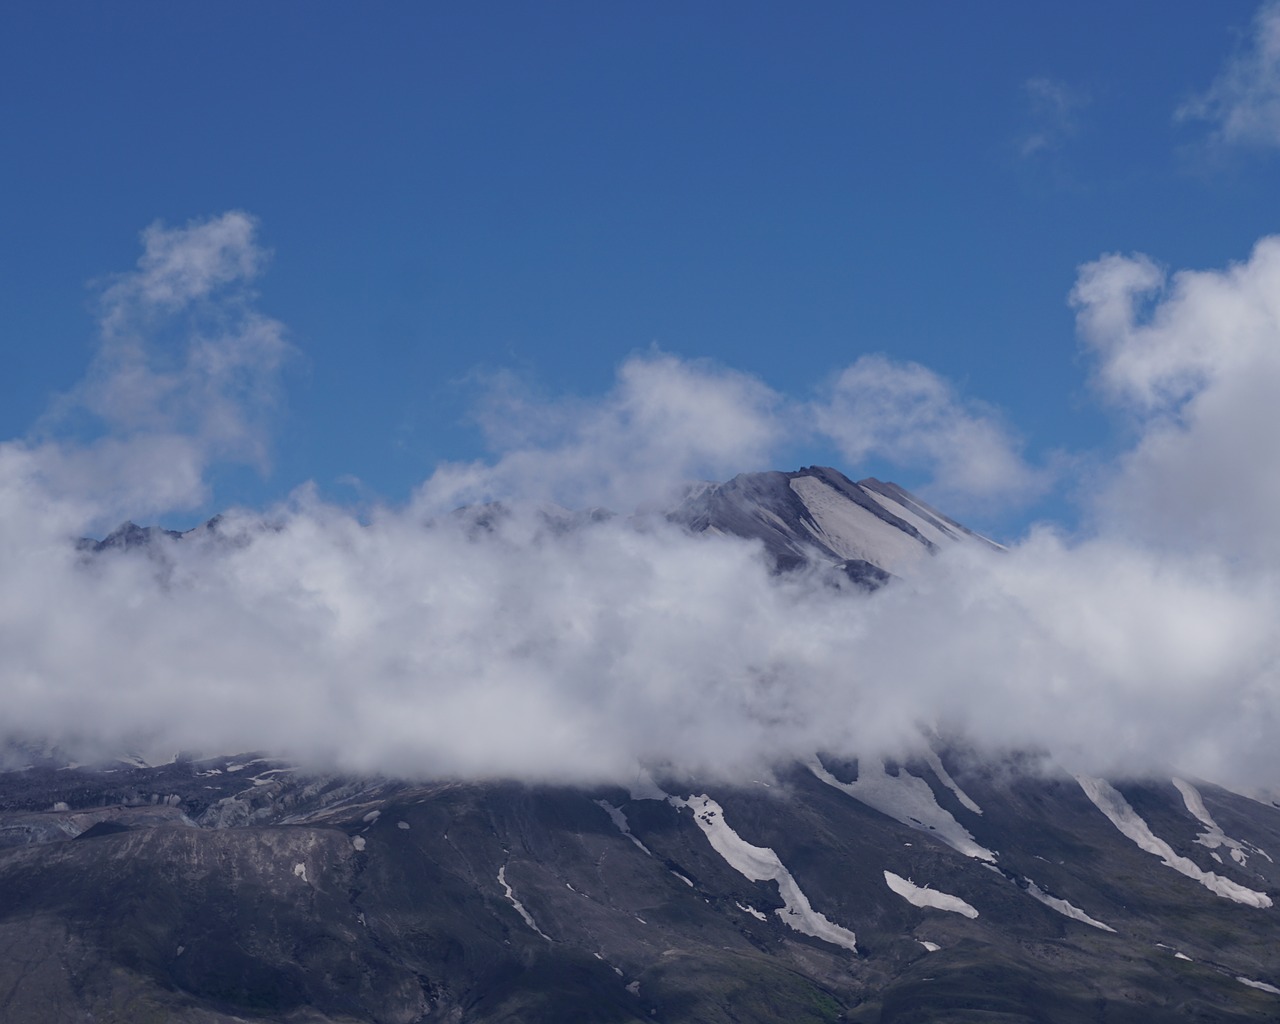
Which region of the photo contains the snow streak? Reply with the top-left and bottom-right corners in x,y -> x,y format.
1076,776 -> 1271,909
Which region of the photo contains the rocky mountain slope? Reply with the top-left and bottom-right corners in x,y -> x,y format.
667,466 -> 999,583
3,468 -> 1278,1023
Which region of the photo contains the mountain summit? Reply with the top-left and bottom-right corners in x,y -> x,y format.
669,466 -> 998,579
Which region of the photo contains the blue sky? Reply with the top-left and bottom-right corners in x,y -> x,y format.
4,2 -> 1280,537
8,3 -> 1280,782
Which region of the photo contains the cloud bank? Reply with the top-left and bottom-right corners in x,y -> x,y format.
3,214 -> 1280,789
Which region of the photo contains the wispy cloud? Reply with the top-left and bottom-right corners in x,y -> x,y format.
1177,1 -> 1280,150
33,212 -> 292,524
810,355 -> 1050,509
416,354 -> 785,515
415,348 -> 1046,516
1019,77 -> 1086,158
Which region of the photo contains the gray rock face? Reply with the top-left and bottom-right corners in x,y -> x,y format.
2,753 -> 1280,1022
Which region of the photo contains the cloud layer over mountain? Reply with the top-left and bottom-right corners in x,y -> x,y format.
3,213 -> 1280,789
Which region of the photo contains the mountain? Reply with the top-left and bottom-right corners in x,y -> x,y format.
667,466 -> 1000,583
3,468 -> 1279,1023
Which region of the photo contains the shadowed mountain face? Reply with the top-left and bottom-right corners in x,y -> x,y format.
4,469 -> 1279,1023
3,752 -> 1279,1023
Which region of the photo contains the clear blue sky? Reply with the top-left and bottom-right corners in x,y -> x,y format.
3,2 -> 1278,536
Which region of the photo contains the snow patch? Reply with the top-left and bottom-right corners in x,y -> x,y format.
919,940 -> 941,952
672,794 -> 859,954
397,820 -> 410,830
859,487 -> 960,548
810,758 -> 996,861
498,865 -> 551,941
1172,777 -> 1271,867
789,475 -> 928,572
293,862 -> 308,883
225,759 -> 265,773
735,901 -> 768,921
1023,878 -> 1115,932
921,747 -> 982,815
248,768 -> 296,787
883,871 -> 978,919
351,835 -> 366,852
1076,776 -> 1271,908
594,799 -> 653,856
361,809 -> 381,823
1175,952 -> 1192,961
1236,976 -> 1280,995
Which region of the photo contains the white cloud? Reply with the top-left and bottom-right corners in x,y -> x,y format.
34,212 -> 291,523
414,352 -> 785,514
811,355 -> 1048,507
99,210 -> 266,326
414,350 -> 1047,517
1073,236 -> 1280,559
1178,1 -> 1280,150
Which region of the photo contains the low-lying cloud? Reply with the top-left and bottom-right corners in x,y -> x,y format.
3,213 -> 1280,790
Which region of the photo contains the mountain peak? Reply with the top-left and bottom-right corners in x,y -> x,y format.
667,466 -> 992,579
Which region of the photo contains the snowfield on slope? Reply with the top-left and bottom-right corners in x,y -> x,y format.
810,758 -> 996,861
883,871 -> 979,918
921,746 -> 983,815
859,488 -> 958,549
498,865 -> 551,941
594,799 -> 653,856
671,794 -> 859,954
1172,777 -> 1271,868
788,475 -> 929,572
1076,776 -> 1271,908
1236,976 -> 1280,995
1023,878 -> 1115,932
